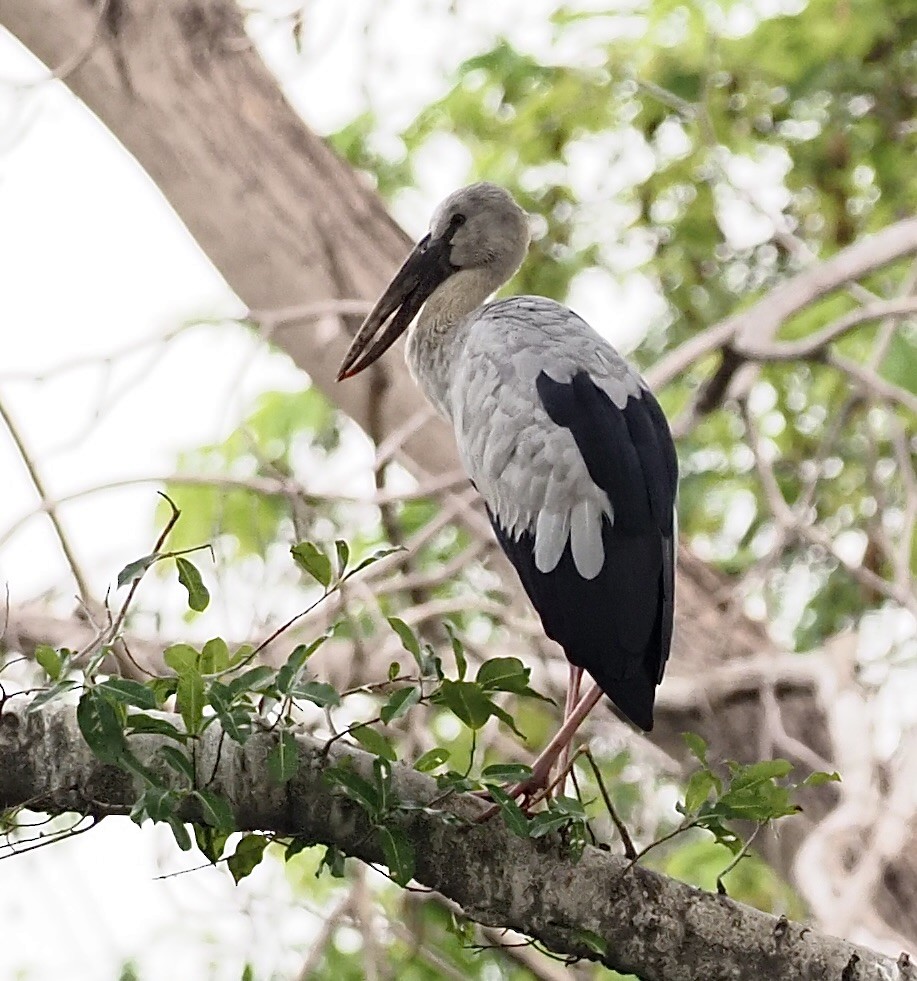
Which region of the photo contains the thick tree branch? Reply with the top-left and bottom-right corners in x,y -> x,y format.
0,701 -> 902,981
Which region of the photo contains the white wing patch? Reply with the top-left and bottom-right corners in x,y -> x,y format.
534,509 -> 570,574
569,498 -> 604,580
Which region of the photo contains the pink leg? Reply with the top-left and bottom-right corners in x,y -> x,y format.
509,682 -> 603,802
558,665 -> 584,782
563,665 -> 583,722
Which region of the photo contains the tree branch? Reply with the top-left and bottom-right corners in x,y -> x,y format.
0,701 -> 902,981
647,217 -> 917,391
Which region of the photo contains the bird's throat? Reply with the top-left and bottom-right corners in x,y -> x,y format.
418,267 -> 503,332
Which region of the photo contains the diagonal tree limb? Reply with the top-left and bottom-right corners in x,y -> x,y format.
0,700 -> 903,981
646,217 -> 917,392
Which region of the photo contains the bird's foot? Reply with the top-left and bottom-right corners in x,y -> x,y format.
474,758 -> 568,822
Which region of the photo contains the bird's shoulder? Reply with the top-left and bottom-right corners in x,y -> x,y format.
465,295 -> 646,410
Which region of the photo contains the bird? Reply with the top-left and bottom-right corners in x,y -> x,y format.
337,182 -> 677,797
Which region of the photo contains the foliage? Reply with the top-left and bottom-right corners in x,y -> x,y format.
327,0 -> 916,652
10,518 -> 819,939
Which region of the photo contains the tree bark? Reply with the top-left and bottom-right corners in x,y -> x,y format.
0,701 -> 904,981
2,0 -> 915,948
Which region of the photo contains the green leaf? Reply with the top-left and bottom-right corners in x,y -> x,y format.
164,643 -> 200,676
529,809 -> 574,838
208,682 -> 254,743
77,690 -> 126,764
200,637 -> 230,674
476,656 -> 530,693
574,929 -> 608,956
325,764 -> 380,815
227,666 -> 276,699
387,617 -> 422,668
176,672 -> 205,734
414,747 -> 450,772
131,786 -> 177,824
26,679 -> 79,713
436,770 -> 480,795
481,763 -> 533,783
228,644 -> 255,667
551,795 -> 587,818
227,834 -> 269,884
803,770 -> 842,787
683,732 -> 709,765
437,680 -> 494,730
683,769 -> 720,814
444,623 -> 467,681
294,681 -> 341,708
729,759 -> 793,791
290,541 -> 332,588
317,843 -> 346,878
126,713 -> 187,741
378,825 -> 415,886
117,553 -> 157,588
157,745 -> 194,781
149,677 -> 179,704
485,785 -> 531,838
387,661 -> 401,681
34,644 -> 62,681
176,556 -> 210,612
284,837 -> 311,862
166,815 -> 194,852
194,825 -> 230,864
218,707 -> 253,744
193,790 -> 235,832
268,729 -> 299,783
881,329 -> 917,395
276,637 -> 329,695
96,678 -> 159,710
275,646 -> 310,695
334,539 -> 350,579
350,724 -> 397,761
349,546 -> 404,576
119,748 -> 163,786
380,686 -> 420,724
488,701 -> 527,739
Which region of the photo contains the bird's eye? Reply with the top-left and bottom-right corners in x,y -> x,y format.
451,213 -> 466,229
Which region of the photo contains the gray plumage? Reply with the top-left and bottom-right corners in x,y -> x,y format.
410,294 -> 646,580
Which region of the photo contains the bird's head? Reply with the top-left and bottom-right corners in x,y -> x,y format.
336,182 -> 529,380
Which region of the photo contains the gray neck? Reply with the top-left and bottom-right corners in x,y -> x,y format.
406,267 -> 504,418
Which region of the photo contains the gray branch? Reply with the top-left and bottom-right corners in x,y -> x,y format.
0,701 -> 903,981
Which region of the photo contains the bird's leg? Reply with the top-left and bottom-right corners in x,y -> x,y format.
557,665 -> 584,789
475,682 -> 603,821
508,682 -> 603,805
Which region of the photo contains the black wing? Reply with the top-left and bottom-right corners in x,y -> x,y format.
489,370 -> 677,731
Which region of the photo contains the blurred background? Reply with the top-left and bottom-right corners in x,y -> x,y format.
0,0 -> 915,977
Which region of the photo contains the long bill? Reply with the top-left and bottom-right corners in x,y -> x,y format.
336,234 -> 455,381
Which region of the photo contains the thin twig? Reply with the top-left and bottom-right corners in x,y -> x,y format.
716,823 -> 763,896
582,747 -> 637,859
0,395 -> 92,604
